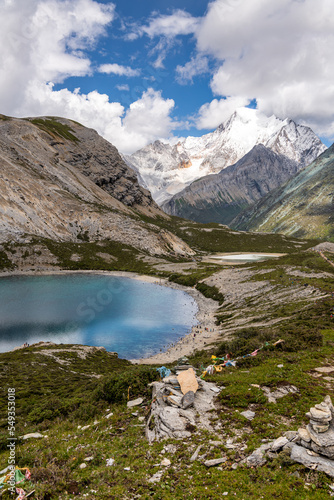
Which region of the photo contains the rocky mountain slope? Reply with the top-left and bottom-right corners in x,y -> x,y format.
124,108 -> 326,204
232,143 -> 334,241
0,115 -> 193,256
162,145 -> 302,225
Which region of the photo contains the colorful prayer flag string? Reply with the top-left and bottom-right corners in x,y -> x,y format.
201,339 -> 284,378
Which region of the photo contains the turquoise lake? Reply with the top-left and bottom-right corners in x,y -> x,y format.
0,274 -> 198,359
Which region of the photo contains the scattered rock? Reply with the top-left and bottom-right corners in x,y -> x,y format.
20,432 -> 44,440
314,367 -> 334,374
84,457 -> 94,461
210,440 -> 224,446
79,463 -> 87,469
240,410 -> 255,421
204,457 -> 227,467
127,398 -> 144,408
105,413 -> 113,419
261,384 -> 298,404
190,445 -> 203,462
240,444 -> 270,468
210,387 -> 221,393
80,425 -> 90,431
160,458 -> 171,466
163,444 -> 177,454
148,471 -> 163,483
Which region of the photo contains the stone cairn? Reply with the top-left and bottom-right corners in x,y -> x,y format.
146,358 -> 221,444
297,395 -> 334,459
243,395 -> 334,477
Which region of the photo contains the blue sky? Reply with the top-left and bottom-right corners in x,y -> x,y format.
0,0 -> 333,153
53,0 -> 215,139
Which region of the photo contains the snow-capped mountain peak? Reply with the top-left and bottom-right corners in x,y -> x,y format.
124,108 -> 326,205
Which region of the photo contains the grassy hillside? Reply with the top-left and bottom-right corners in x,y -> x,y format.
232,144 -> 334,242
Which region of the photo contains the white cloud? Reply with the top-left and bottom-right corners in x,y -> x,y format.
116,84 -> 130,91
0,1 -> 176,154
99,63 -> 140,77
176,55 -> 209,84
21,83 -> 176,154
0,0 -> 115,114
141,10 -> 199,38
136,0 -> 334,140
196,96 -> 251,129
131,9 -> 200,70
193,0 -> 334,139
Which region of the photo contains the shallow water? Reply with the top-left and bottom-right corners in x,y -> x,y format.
0,274 -> 197,359
208,253 -> 280,262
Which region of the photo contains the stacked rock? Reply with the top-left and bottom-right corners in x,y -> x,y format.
240,396 -> 334,477
297,395 -> 334,459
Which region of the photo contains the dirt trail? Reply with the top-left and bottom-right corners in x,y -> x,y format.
319,251 -> 334,269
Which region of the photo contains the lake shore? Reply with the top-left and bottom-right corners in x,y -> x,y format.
0,269 -> 222,364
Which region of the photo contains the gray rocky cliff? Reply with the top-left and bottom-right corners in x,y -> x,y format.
0,115 -> 193,256
163,145 -> 302,225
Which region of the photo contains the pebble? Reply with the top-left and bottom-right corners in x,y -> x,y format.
148,471 -> 163,483
127,398 -> 144,408
79,463 -> 87,469
204,457 -> 227,467
160,458 -> 171,466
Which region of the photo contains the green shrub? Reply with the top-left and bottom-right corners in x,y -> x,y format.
95,366 -> 159,404
220,383 -> 267,408
196,282 -> 224,304
29,118 -> 79,142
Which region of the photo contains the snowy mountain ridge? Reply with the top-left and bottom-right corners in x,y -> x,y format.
124,107 -> 327,204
